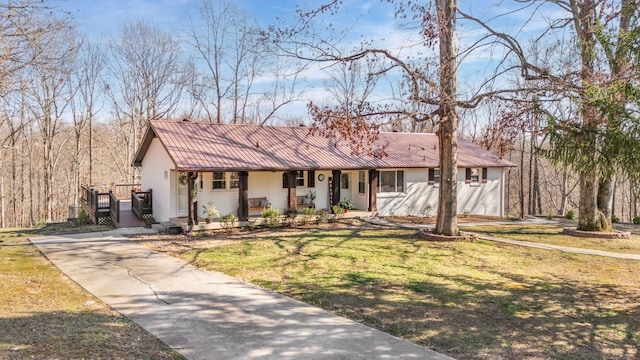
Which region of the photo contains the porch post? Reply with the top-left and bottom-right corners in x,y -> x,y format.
188,172 -> 199,226
238,171 -> 249,221
331,170 -> 341,208
287,170 -> 297,210
368,169 -> 378,212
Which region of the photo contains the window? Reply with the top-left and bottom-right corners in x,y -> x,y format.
378,170 -> 404,193
296,170 -> 305,187
471,168 -> 480,182
229,172 -> 239,189
466,167 -> 487,185
283,171 -> 308,188
212,171 -> 226,189
341,173 -> 349,189
428,168 -> 440,186
358,171 -> 365,194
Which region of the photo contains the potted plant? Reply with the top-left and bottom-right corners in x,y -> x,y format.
339,198 -> 354,213
202,201 -> 220,224
306,191 -> 316,205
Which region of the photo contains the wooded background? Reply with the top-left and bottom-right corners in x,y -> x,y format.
1,0 -> 638,228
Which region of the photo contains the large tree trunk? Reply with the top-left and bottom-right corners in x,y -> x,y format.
597,178 -> 612,221
434,0 -> 459,236
577,171 -> 607,231
574,0 -> 608,232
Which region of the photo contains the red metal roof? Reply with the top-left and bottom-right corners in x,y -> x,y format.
133,120 -> 515,171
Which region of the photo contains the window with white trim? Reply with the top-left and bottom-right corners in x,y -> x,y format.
296,170 -> 305,187
358,171 -> 366,194
378,170 -> 404,193
470,168 -> 480,183
212,171 -> 226,189
229,172 -> 239,189
341,173 -> 349,189
465,167 -> 487,185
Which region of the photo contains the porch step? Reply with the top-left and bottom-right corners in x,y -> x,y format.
167,226 -> 183,234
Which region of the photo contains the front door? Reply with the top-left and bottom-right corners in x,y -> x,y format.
340,172 -> 351,204
177,172 -> 189,216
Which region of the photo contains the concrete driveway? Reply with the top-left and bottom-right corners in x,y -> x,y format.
30,228 -> 452,360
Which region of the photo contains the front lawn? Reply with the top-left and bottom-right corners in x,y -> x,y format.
141,226 -> 639,360
462,223 -> 640,255
0,227 -> 183,360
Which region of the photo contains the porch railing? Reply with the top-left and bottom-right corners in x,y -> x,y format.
109,191 -> 120,225
113,183 -> 141,199
80,185 -> 114,225
131,189 -> 153,221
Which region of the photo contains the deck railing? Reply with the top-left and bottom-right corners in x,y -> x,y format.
131,189 -> 153,220
113,183 -> 141,199
80,185 -> 114,224
109,191 -> 120,225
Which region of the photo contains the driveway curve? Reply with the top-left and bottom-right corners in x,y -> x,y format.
30,228 -> 452,360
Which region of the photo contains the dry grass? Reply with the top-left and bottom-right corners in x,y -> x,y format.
137,225 -> 640,360
0,226 -> 183,360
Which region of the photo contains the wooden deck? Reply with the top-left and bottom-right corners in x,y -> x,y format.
116,200 -> 145,228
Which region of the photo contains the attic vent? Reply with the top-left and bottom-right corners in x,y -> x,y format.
181,118 -> 190,122
256,141 -> 259,148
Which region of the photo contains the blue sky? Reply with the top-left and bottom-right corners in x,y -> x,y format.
60,0 -> 426,121
58,0 -> 566,124
62,0 -> 398,45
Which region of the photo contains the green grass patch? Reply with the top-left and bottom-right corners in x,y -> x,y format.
462,223 -> 640,255
168,227 -> 639,360
0,227 -> 183,360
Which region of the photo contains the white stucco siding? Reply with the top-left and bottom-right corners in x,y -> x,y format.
457,168 -> 504,216
376,169 -> 439,216
140,138 -> 174,222
312,171 -> 331,210
352,171 -> 369,211
375,167 -> 505,217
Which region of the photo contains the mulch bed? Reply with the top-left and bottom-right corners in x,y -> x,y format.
418,228 -> 477,242
562,227 -> 632,239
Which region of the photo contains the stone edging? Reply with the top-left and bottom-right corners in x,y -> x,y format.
562,227 -> 631,239
418,228 -> 477,242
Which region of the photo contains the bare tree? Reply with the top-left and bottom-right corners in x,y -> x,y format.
265,0 -> 478,235
69,39 -> 105,199
27,26 -> 79,222
460,0 -> 640,231
106,21 -> 187,182
187,0 -> 300,124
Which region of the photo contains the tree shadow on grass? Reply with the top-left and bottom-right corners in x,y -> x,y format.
283,269 -> 639,360
137,228 -> 639,359
0,310 -> 183,360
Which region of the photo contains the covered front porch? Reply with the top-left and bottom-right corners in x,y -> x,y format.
174,169 -> 380,228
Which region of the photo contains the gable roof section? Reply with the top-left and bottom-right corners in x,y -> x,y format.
133,120 -> 515,171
